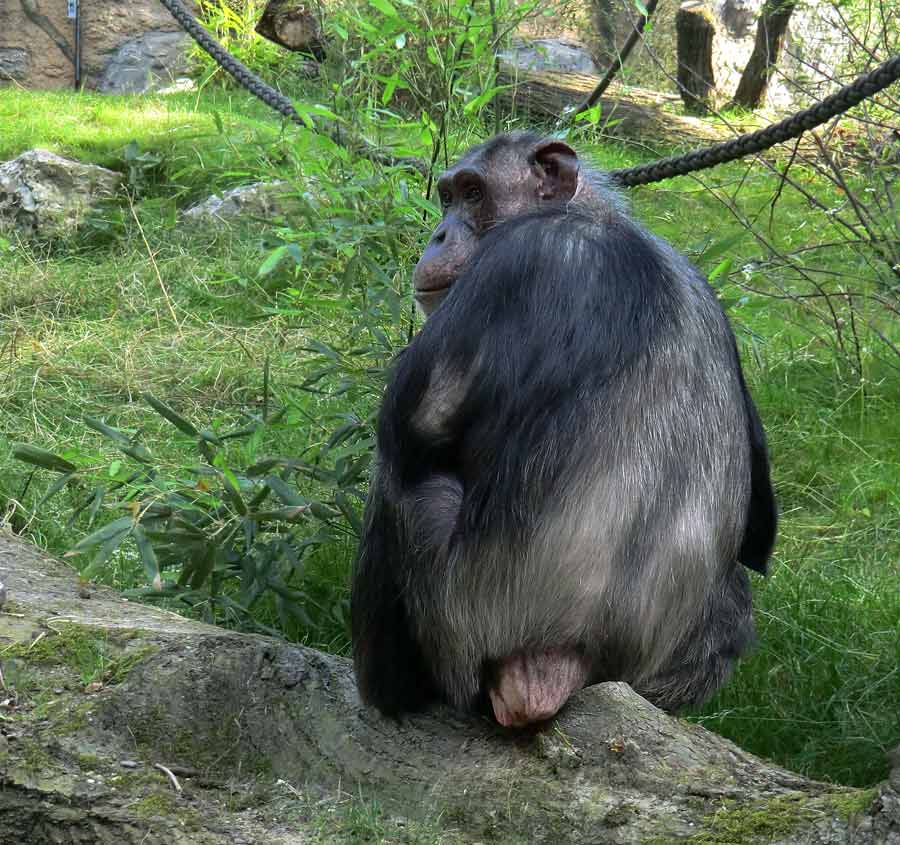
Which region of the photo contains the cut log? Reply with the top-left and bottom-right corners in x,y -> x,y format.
496,66 -> 726,145
0,535 -> 896,844
676,1 -> 717,115
255,0 -> 326,59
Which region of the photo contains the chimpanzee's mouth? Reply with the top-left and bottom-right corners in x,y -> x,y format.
414,285 -> 450,299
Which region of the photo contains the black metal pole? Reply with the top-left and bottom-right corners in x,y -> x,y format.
75,0 -> 82,89
69,0 -> 81,89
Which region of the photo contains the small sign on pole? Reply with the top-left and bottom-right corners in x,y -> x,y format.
67,0 -> 78,19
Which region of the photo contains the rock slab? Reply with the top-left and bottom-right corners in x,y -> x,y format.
0,533 -> 896,844
0,149 -> 121,238
97,30 -> 192,94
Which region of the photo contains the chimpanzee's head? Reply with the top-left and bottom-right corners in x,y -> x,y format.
412,133 -> 584,316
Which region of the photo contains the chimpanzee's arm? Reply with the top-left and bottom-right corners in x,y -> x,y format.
738,393 -> 777,574
351,474 -> 438,715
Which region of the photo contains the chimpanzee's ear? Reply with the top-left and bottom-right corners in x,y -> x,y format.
532,140 -> 579,201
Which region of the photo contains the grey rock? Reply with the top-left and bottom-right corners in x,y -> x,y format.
499,38 -> 599,75
156,77 -> 197,95
182,181 -> 300,225
889,744 -> 900,789
0,150 -> 121,238
0,48 -> 30,81
719,0 -> 763,39
97,30 -> 190,95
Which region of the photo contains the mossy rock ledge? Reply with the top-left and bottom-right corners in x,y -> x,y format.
0,534 -> 896,844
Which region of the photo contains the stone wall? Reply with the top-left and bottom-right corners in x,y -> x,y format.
0,0 -> 200,92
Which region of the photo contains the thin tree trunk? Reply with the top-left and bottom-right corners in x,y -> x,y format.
590,0 -> 617,66
571,0 -> 660,117
732,0 -> 798,109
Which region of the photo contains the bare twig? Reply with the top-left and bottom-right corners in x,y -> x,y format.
488,0 -> 502,135
127,196 -> 182,331
569,0 -> 660,118
154,763 -> 183,793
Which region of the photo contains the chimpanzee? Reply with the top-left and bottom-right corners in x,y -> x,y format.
351,132 -> 777,727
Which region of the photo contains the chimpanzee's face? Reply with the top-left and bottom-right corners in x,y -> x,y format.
411,138 -> 579,316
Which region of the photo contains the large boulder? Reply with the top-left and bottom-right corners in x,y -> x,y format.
0,47 -> 30,82
0,533 -> 896,844
0,150 -> 121,238
97,30 -> 192,94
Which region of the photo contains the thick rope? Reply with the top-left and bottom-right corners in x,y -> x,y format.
158,0 -> 427,172
157,0 -> 302,121
609,54 -> 900,187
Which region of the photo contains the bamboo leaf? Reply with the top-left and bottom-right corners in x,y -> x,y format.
84,416 -> 132,446
463,84 -> 508,114
220,467 -> 248,515
199,428 -> 224,446
369,0 -> 399,17
84,418 -> 153,463
39,471 -> 77,504
68,516 -> 134,554
189,547 -> 216,589
265,475 -> 305,507
144,395 -> 199,437
246,457 -> 283,477
86,486 -> 106,526
12,444 -> 77,473
335,491 -> 362,535
302,339 -> 340,360
258,245 -> 288,277
326,419 -> 362,450
708,257 -> 734,282
133,524 -> 162,588
83,526 -> 130,576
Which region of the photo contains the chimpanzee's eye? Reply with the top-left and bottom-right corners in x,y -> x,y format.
464,185 -> 483,203
439,189 -> 452,208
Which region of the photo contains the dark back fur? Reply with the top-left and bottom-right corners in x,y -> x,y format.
352,155 -> 776,716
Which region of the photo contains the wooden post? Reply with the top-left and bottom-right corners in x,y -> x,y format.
676,1 -> 717,115
255,0 -> 326,59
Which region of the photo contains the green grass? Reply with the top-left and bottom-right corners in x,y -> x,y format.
1,87 -> 897,788
693,370 -> 899,786
0,87 -> 285,161
0,87 -> 294,203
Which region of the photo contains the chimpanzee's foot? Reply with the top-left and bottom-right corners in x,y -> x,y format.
488,651 -> 590,727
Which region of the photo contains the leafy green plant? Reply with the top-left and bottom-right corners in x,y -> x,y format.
324,0 -> 538,166
13,393 -> 366,638
190,0 -> 312,90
